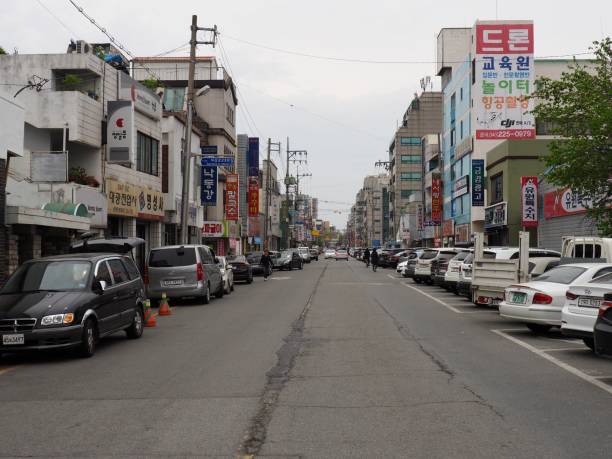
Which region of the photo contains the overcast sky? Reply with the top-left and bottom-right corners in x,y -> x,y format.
4,0 -> 610,227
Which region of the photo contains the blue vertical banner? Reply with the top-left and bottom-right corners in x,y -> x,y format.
248,137 -> 259,177
471,159 -> 485,207
201,166 -> 217,205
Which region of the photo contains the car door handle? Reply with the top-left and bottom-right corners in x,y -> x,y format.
112,295 -> 119,301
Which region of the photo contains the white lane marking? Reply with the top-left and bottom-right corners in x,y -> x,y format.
539,347 -> 585,352
492,329 -> 612,396
270,277 -> 292,280
329,282 -> 393,286
387,274 -> 402,280
400,282 -> 494,314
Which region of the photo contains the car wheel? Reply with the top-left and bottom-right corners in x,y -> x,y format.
414,278 -> 422,284
202,283 -> 211,304
299,263 -> 303,270
216,281 -> 225,298
583,337 -> 595,351
78,318 -> 97,358
126,307 -> 144,339
526,323 -> 552,334
247,274 -> 253,284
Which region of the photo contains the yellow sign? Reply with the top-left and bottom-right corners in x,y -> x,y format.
311,229 -> 320,237
107,179 -> 165,221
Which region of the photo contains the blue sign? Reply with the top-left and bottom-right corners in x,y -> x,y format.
248,137 -> 259,177
471,159 -> 485,207
200,166 -> 217,205
372,239 -> 381,247
201,145 -> 218,155
201,156 -> 234,167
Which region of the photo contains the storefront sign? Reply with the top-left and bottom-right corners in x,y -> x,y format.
455,223 -> 470,243
442,219 -> 455,237
225,174 -> 239,221
248,177 -> 259,217
484,202 -> 507,228
453,175 -> 469,198
474,21 -> 535,139
107,179 -> 138,217
201,166 -> 217,205
202,221 -> 224,238
431,177 -> 442,224
74,186 -> 107,228
248,137 -> 259,177
471,159 -> 485,207
248,216 -> 260,237
521,176 -> 538,227
201,145 -> 218,155
107,101 -> 134,164
137,187 -> 164,220
311,229 -> 320,237
544,188 -> 589,219
119,73 -> 161,120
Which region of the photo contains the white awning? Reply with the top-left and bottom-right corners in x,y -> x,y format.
6,206 -> 90,231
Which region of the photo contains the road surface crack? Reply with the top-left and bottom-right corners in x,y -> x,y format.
237,265 -> 327,456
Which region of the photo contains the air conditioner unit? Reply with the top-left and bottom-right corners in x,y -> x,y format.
76,40 -> 91,54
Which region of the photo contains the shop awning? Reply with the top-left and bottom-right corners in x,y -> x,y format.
42,202 -> 89,217
6,206 -> 90,231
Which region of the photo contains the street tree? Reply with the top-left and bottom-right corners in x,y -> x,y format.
531,38 -> 612,236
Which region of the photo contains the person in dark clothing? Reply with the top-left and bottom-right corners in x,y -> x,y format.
260,250 -> 274,281
370,249 -> 379,272
363,248 -> 371,267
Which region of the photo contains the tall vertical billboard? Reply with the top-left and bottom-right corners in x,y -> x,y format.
431,177 -> 442,225
474,21 -> 535,139
225,174 -> 239,221
247,137 -> 259,217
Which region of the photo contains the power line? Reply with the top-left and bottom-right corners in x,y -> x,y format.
151,42 -> 190,58
35,0 -> 79,37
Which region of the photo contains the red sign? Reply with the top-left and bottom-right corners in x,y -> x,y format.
248,177 -> 259,217
202,221 -> 224,238
431,177 -> 442,224
544,188 -> 588,219
225,174 -> 239,221
442,219 -> 454,237
521,176 -> 538,227
476,23 -> 534,54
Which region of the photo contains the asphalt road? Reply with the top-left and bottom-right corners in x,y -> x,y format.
1,258 -> 611,458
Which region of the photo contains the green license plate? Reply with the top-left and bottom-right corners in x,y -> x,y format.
512,292 -> 527,304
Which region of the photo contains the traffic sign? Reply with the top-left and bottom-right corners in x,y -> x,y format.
201,156 -> 234,167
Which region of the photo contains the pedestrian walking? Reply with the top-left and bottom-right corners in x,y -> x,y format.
363,248 -> 371,267
371,248 -> 379,272
260,250 -> 274,281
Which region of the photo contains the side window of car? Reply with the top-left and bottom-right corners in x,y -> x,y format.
122,257 -> 141,280
96,261 -> 113,285
108,258 -> 129,284
593,267 -> 612,280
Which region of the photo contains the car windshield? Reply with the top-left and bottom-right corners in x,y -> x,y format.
247,252 -> 262,263
1,260 -> 92,293
534,266 -> 587,284
149,247 -> 196,267
229,256 -> 247,264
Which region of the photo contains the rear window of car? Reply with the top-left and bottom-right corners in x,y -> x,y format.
452,252 -> 470,262
420,251 -> 438,260
122,257 -> 141,280
534,266 -> 587,284
149,248 -> 197,267
463,254 -> 474,264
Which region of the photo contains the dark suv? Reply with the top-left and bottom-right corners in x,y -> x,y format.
0,237 -> 146,358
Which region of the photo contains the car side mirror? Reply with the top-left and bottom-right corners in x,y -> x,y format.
214,257 -> 219,264
92,279 -> 107,294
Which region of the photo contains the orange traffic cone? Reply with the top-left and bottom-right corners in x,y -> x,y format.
158,292 -> 172,316
143,299 -> 157,327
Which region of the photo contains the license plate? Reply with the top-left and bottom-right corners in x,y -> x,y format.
512,292 -> 527,304
491,299 -> 501,306
163,279 -> 183,286
2,334 -> 24,345
578,297 -> 600,308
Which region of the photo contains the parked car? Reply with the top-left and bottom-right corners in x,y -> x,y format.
309,248 -> 319,261
562,271 -> 612,350
500,263 -> 612,333
147,245 -> 224,303
275,249 -> 303,270
0,238 -> 146,358
414,249 -> 458,284
324,249 -> 336,259
298,247 -> 312,263
403,250 -> 424,278
334,249 -> 349,260
443,250 -> 472,293
216,256 -> 235,294
431,251 -> 461,287
594,293 -> 612,356
386,249 -> 410,269
227,256 -> 253,283
457,253 -> 474,298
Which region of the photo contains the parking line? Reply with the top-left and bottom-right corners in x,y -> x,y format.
492,329 -> 612,396
0,366 -> 18,376
539,348 -> 585,352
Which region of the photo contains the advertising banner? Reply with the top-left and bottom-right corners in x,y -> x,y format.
521,176 -> 538,227
474,21 -> 535,139
200,166 -> 217,205
544,188 -> 589,219
431,177 -> 442,224
107,101 -> 134,164
248,177 -> 259,217
202,221 -> 224,238
248,216 -> 260,237
137,187 -> 164,221
225,173 -> 239,221
107,179 -> 138,217
442,219 -> 455,237
471,159 -> 485,206
248,137 -> 259,177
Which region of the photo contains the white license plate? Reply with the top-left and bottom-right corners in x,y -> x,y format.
2,334 -> 24,345
491,299 -> 501,306
163,279 -> 183,287
578,297 -> 600,308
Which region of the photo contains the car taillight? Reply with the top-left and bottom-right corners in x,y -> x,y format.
197,262 -> 204,281
598,301 -> 612,318
533,292 -> 553,304
143,265 -> 149,285
566,291 -> 578,300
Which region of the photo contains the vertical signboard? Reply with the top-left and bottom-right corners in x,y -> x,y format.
471,159 -> 485,206
107,101 -> 134,164
431,177 -> 442,224
248,137 -> 259,177
200,166 -> 217,205
521,176 -> 538,227
474,21 -> 535,139
248,177 -> 259,217
225,173 -> 239,221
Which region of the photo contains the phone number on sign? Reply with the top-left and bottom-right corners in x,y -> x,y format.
476,129 -> 535,139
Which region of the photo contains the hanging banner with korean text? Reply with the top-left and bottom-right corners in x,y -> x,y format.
474,21 -> 535,139
544,188 -> 590,219
248,177 -> 259,217
225,174 -> 239,221
471,159 -> 485,206
248,137 -> 259,177
431,176 -> 442,225
521,176 -> 538,227
200,166 -> 217,205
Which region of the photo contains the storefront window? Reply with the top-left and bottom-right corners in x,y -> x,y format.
490,173 -> 503,204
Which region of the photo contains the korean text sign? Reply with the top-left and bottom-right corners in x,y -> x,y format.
471,159 -> 485,206
521,176 -> 538,227
431,177 -> 442,224
475,22 -> 535,140
248,177 -> 259,217
544,188 -> 589,219
202,221 -> 224,238
225,174 -> 239,221
201,166 -> 217,205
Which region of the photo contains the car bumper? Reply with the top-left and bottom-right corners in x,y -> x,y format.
233,271 -> 252,280
561,311 -> 596,338
594,321 -> 612,355
0,324 -> 83,351
147,282 -> 205,299
433,274 -> 447,287
251,265 -> 264,275
499,303 -> 562,326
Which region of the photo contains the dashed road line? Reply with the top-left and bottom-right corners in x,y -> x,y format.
492,329 -> 612,396
400,281 -> 497,314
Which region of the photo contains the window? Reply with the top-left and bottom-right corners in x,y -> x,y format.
401,155 -> 421,164
460,87 -> 464,101
1,261 -> 92,293
96,261 -> 112,284
400,137 -> 421,146
226,103 -> 235,126
450,128 -> 456,147
137,132 -> 159,176
122,258 -> 141,280
460,120 -> 464,140
450,93 -> 456,123
534,266 -> 587,284
400,172 -> 421,181
162,87 -> 185,111
573,243 -> 602,259
199,247 -> 215,264
490,173 -> 503,204
149,247 -> 197,267
400,190 -> 413,199
108,259 -> 129,284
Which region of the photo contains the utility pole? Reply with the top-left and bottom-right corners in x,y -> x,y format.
284,137 -> 308,249
180,15 -> 217,245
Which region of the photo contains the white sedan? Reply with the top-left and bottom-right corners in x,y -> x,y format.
334,249 -> 349,260
500,263 -> 612,334
324,249 -> 336,259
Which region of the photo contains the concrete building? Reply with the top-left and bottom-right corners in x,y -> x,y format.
362,174 -> 389,247
261,158 -> 282,250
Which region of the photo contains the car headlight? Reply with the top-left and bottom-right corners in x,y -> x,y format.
41,313 -> 74,326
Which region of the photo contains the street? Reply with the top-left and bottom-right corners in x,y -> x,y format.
0,259 -> 610,458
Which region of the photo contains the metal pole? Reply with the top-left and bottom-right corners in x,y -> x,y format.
264,138 -> 271,248
285,137 -> 290,249
180,14 -> 198,245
